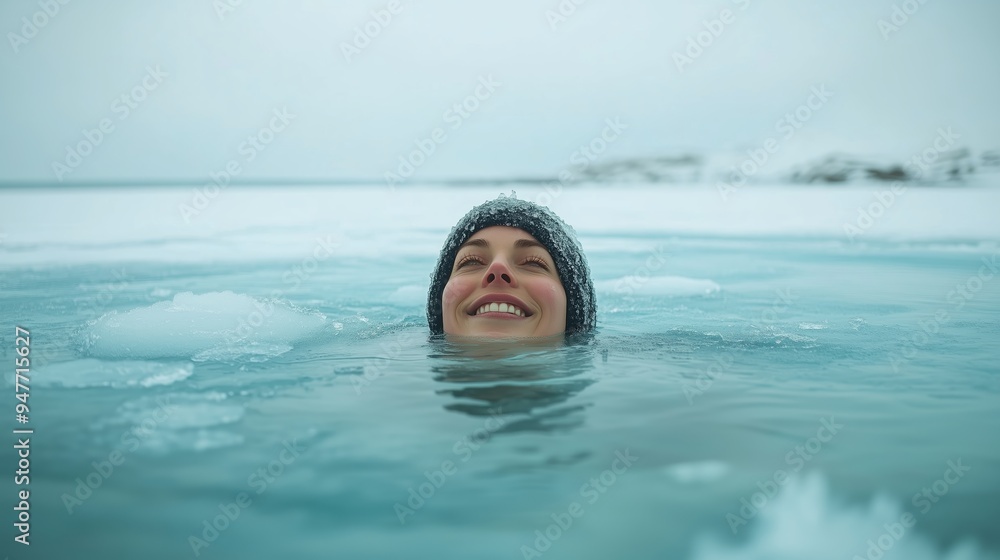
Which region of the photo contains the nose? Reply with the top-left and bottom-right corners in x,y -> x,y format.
482,257 -> 517,287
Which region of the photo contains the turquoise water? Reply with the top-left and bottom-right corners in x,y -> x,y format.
2,200 -> 1000,559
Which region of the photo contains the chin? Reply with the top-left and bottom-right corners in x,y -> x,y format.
450,326 -> 530,338
445,322 -> 564,340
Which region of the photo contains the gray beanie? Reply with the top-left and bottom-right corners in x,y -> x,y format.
427,193 -> 597,335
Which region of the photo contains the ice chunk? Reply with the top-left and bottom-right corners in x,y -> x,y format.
20,358 -> 193,388
84,291 -> 327,361
689,472 -> 994,560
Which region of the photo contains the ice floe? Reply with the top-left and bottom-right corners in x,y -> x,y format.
84,291 -> 327,361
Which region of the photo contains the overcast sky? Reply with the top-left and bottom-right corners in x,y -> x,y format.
1,0 -> 997,184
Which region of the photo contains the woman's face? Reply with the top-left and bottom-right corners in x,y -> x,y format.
441,226 -> 567,338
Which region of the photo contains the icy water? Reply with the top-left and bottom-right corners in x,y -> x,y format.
1,186 -> 999,560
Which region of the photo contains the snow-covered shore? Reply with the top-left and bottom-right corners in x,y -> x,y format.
1,183 -> 998,267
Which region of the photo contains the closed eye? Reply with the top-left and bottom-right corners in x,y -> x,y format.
456,254 -> 551,271
456,255 -> 485,269
523,256 -> 550,270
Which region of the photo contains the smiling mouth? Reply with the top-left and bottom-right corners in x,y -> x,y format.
469,302 -> 530,318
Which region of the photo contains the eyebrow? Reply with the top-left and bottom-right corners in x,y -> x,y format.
458,238 -> 547,251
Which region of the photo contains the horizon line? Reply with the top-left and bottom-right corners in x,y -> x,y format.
0,177 -> 560,189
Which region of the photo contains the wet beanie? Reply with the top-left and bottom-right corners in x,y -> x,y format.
427,193 -> 597,335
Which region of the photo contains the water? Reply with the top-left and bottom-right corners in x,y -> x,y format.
1,185 -> 999,559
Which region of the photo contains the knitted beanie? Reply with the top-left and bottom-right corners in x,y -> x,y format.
427,193 -> 596,335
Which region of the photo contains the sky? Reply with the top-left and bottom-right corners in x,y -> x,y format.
1,0 -> 998,184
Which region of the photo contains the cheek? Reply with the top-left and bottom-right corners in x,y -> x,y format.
442,278 -> 472,309
530,280 -> 567,315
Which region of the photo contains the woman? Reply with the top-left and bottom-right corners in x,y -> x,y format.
426,193 -> 597,339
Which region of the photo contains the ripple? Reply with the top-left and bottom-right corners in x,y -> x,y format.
19,358 -> 193,389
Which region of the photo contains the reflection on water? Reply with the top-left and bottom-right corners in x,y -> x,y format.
429,333 -> 598,433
